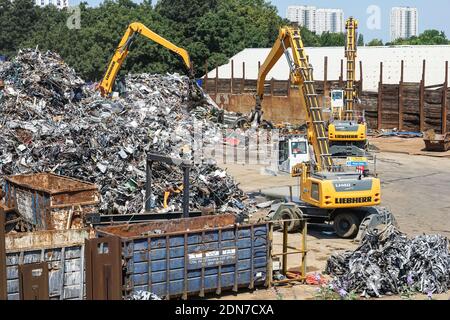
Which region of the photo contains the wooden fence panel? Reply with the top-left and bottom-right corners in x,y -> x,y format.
447,91 -> 450,132
424,88 -> 445,132
360,91 -> 378,129
381,84 -> 399,129
402,84 -> 421,132
200,76 -> 448,131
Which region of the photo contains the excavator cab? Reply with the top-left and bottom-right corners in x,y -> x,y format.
328,17 -> 369,157
328,120 -> 368,156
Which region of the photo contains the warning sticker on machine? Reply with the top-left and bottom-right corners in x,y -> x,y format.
346,157 -> 368,167
188,248 -> 237,269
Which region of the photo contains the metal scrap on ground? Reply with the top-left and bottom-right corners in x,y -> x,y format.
127,291 -> 162,300
325,225 -> 450,297
0,49 -> 251,218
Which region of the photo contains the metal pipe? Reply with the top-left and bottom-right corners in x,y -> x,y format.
145,160 -> 153,211
182,166 -> 190,218
282,221 -> 288,275
301,221 -> 307,278
1,208 -> 7,300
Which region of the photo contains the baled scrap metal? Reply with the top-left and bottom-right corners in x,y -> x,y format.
325,225 -> 450,297
0,49 -> 250,217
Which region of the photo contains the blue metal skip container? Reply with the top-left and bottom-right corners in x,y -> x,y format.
96,215 -> 271,299
4,229 -> 90,300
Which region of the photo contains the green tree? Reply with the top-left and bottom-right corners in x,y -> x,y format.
367,39 -> 383,46
0,0 -> 316,80
0,0 -> 39,57
319,32 -> 345,47
392,29 -> 448,45
300,27 -> 320,47
191,0 -> 283,74
357,34 -> 364,46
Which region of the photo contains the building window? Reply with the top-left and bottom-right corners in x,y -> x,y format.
57,0 -> 61,6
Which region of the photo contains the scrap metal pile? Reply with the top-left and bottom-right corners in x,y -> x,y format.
325,225 -> 450,297
0,49 -> 250,217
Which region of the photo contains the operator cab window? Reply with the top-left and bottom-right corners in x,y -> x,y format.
279,140 -> 289,165
332,91 -> 343,100
311,182 -> 320,201
291,141 -> 307,155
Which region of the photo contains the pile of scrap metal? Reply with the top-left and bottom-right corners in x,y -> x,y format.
0,49 -> 252,218
325,224 -> 450,297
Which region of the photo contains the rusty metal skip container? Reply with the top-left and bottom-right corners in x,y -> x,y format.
95,215 -> 271,300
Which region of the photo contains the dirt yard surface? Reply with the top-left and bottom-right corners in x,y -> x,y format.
213,143 -> 450,301
370,137 -> 450,158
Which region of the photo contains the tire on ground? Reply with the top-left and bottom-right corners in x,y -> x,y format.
261,120 -> 274,130
333,212 -> 360,239
234,117 -> 250,129
279,208 -> 300,233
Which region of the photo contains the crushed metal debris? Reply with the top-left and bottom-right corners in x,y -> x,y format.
325,225 -> 450,297
127,291 -> 162,300
0,49 -> 251,217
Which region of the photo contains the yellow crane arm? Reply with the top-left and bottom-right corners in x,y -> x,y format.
255,32 -> 288,102
344,17 -> 358,120
98,22 -> 193,97
255,27 -> 333,171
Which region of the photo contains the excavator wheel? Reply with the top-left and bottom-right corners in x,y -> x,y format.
233,117 -> 274,130
278,208 -> 301,233
234,117 -> 251,130
333,212 -> 360,239
260,120 -> 275,130
354,207 -> 397,242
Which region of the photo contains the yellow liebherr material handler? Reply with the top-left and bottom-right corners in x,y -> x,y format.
98,22 -> 205,101
258,26 -> 395,239
328,18 -> 368,157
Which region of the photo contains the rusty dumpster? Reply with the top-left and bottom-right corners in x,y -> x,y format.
94,215 -> 271,300
2,173 -> 99,231
424,133 -> 450,152
4,228 -> 91,300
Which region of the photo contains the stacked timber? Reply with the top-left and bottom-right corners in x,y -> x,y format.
424,87 -> 445,132
447,91 -> 450,132
402,83 -> 421,132
359,91 -> 378,129
381,84 -> 400,129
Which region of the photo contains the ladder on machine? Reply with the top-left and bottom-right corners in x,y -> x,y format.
287,28 -> 333,171
344,18 -> 357,121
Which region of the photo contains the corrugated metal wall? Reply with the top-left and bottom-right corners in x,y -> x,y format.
121,223 -> 270,299
6,245 -> 85,300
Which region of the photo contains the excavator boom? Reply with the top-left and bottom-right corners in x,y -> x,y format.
344,17 -> 358,120
328,17 -> 368,156
98,22 -> 194,97
256,27 -> 332,171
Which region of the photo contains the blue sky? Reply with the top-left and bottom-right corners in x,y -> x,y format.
71,0 -> 450,42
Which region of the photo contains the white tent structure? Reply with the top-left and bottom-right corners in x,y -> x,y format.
205,46 -> 450,92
